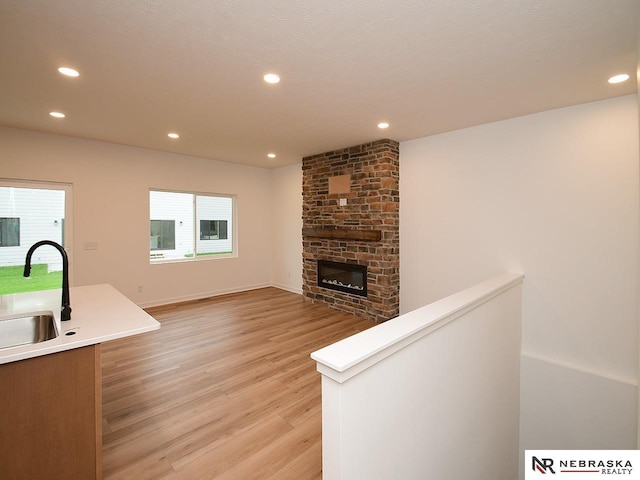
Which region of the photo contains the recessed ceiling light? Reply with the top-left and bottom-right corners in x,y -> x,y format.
267,153 -> 276,158
377,122 -> 390,129
58,67 -> 79,77
263,73 -> 280,84
608,73 -> 630,84
49,112 -> 65,118
167,133 -> 180,139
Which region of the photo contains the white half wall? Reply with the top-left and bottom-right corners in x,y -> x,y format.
1,126 -> 274,305
400,95 -> 639,457
312,272 -> 523,480
271,163 -> 303,294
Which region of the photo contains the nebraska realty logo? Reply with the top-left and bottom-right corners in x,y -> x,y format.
525,451 -> 640,479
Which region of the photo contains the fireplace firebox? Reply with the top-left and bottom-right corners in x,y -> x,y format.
317,260 -> 367,297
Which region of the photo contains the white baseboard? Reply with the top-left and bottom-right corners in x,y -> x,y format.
271,282 -> 303,295
137,282 -> 302,309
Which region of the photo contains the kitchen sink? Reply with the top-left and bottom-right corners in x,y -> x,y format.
0,312 -> 57,350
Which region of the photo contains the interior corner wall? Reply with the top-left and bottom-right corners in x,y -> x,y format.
0,126 -> 274,306
636,26 -> 640,449
399,95 -> 639,463
271,163 -> 303,294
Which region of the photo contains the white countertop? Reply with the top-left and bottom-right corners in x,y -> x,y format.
0,284 -> 160,365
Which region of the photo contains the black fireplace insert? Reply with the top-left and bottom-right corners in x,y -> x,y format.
317,260 -> 367,297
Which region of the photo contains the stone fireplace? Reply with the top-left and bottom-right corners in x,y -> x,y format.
302,139 -> 399,323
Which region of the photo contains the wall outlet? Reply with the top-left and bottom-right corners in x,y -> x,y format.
83,241 -> 98,251
137,285 -> 144,294
339,198 -> 347,206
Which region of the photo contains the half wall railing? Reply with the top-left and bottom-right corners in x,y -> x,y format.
311,272 -> 524,480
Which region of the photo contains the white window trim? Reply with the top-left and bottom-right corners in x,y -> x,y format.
149,188 -> 238,264
0,178 -> 74,285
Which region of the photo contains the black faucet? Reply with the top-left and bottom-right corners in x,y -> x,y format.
24,240 -> 72,321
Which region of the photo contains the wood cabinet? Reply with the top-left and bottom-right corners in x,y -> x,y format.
0,345 -> 102,480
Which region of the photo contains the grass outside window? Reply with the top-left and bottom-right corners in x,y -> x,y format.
0,264 -> 62,295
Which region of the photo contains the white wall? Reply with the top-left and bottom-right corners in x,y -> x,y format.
636,23 -> 640,449
271,163 -> 303,294
1,126 -> 274,305
400,95 -> 639,458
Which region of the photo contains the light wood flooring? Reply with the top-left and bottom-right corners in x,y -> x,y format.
101,287 -> 372,479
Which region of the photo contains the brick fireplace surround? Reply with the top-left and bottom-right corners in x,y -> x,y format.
302,139 -> 399,323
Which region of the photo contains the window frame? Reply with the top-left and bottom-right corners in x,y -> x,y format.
149,189 -> 237,264
199,219 -> 228,240
0,178 -> 74,285
150,219 -> 176,250
0,217 -> 21,247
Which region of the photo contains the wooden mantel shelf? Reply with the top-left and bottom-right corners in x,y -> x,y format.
302,227 -> 382,242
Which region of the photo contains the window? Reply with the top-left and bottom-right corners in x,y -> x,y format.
200,220 -> 228,240
0,218 -> 20,247
150,190 -> 235,262
0,180 -> 72,294
150,220 -> 175,250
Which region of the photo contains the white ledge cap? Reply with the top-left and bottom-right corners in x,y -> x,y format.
311,271 -> 524,383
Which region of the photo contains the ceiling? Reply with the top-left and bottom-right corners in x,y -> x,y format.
0,0 -> 638,169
